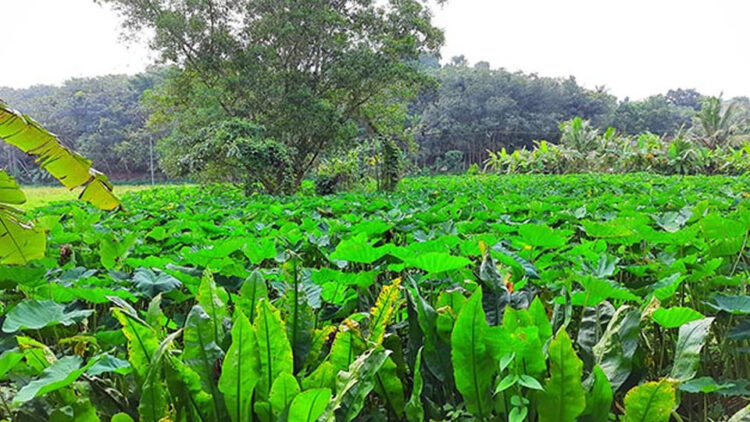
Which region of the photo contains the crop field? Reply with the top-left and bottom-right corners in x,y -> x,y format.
2,173 -> 750,421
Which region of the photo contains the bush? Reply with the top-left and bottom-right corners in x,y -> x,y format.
161,119 -> 295,195
485,117 -> 750,176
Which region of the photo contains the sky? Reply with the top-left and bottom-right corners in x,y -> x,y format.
1,0 -> 749,100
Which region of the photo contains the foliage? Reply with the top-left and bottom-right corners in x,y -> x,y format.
1,173 -> 749,420
162,118 -> 294,195
485,117 -> 750,175
0,100 -> 120,264
102,0 -> 445,188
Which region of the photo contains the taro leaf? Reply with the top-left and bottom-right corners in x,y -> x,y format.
241,237 -> 277,265
329,320 -> 366,373
14,355 -> 91,404
288,388 -> 331,422
238,270 -> 268,322
700,214 -> 746,256
529,297 -> 553,346
406,252 -> 471,274
648,273 -> 685,301
652,307 -> 704,329
255,299 -> 294,401
728,319 -> 750,341
581,365 -> 613,422
517,223 -> 571,249
132,268 -> 182,297
86,353 -> 131,376
197,269 -> 229,346
593,306 -> 640,392
269,372 -> 300,418
99,232 -> 137,270
622,379 -> 676,422
219,310 -> 259,422
111,413 -> 136,422
573,277 -> 640,307
139,330 -> 181,422
409,289 -> 453,385
374,356 -> 405,418
282,260 -> 314,373
679,377 -> 749,396
323,347 -> 389,422
491,242 -> 539,279
451,287 -> 507,418
2,299 -> 93,333
0,348 -> 23,379
670,317 -> 714,382
405,347 -> 424,422
112,308 -> 159,380
183,305 -> 226,418
537,329 -> 586,422
330,233 -> 391,264
706,294 -> 750,315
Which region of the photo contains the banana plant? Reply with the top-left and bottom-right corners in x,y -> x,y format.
0,100 -> 120,264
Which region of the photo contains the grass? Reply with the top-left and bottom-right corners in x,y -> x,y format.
20,184 -> 176,210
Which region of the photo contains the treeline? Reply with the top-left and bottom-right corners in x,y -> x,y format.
0,68 -> 168,183
1,60 -> 747,181
415,56 -> 749,168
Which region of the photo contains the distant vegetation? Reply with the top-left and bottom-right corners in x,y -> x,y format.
3,61 -> 748,189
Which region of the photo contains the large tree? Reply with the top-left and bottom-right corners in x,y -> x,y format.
100,0 -> 445,189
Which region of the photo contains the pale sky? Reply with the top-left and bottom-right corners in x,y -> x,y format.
1,0 -> 749,100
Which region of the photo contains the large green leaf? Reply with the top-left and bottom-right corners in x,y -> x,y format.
139,330 -> 181,422
406,252 -> 472,273
0,101 -> 120,209
219,309 -> 260,422
183,305 -> 226,418
132,268 -> 182,297
670,317 -> 714,382
405,347 -> 424,422
2,299 -> 93,333
451,287 -> 502,418
582,365 -> 613,422
288,388 -> 331,422
0,170 -> 45,265
623,380 -> 676,422
282,260 -> 314,372
651,307 -> 704,329
330,233 -> 391,264
13,355 -> 91,404
268,372 -> 300,418
112,308 -> 159,380
374,356 -> 405,418
196,269 -> 229,346
706,294 -> 750,315
255,298 -> 294,400
238,270 -> 268,322
538,328 -> 586,422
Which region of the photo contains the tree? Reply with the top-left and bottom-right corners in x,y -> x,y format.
101,0 -> 445,191
691,95 -> 745,149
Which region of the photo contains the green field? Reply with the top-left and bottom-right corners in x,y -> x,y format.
2,174 -> 750,421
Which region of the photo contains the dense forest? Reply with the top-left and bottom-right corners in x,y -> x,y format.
1,59 -> 747,182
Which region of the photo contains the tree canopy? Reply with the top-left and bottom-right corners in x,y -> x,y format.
100,0 -> 445,189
